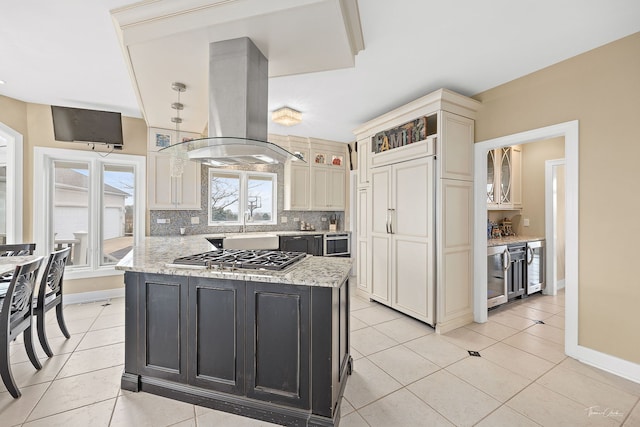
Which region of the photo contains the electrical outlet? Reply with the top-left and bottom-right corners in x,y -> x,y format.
281,216 -> 288,223
523,218 -> 530,227
321,217 -> 327,222
293,217 -> 299,222
191,217 -> 200,225
157,218 -> 170,224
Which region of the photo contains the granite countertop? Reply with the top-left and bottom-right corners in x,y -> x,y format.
487,235 -> 545,247
115,235 -> 353,288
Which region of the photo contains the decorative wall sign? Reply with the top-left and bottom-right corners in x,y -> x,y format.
371,116 -> 428,154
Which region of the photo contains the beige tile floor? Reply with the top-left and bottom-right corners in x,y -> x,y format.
2,289 -> 640,426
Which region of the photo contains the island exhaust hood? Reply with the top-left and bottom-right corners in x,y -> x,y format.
161,37 -> 303,166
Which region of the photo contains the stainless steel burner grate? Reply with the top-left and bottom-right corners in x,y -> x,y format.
171,249 -> 306,271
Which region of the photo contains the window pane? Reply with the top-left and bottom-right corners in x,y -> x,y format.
210,172 -> 240,223
247,175 -> 275,222
53,161 -> 90,267
102,164 -> 135,265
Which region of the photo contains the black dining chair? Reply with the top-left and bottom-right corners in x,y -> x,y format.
0,243 -> 36,257
0,257 -> 44,398
35,247 -> 71,357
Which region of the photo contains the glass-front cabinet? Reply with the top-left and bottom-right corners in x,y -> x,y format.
500,147 -> 512,204
487,149 -> 496,205
487,146 -> 522,210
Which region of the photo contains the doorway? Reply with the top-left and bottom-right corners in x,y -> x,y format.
473,120 -> 579,358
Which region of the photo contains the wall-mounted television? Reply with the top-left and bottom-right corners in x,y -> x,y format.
51,106 -> 124,147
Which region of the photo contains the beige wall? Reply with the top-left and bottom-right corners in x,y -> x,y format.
0,98 -> 147,295
520,137 -> 565,237
474,32 -> 640,363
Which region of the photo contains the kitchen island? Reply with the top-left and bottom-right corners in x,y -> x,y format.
116,235 -> 353,427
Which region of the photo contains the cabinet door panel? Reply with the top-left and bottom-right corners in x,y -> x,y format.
440,111 -> 474,181
329,169 -> 345,209
137,274 -> 188,382
148,153 -> 174,207
311,168 -> 328,209
371,235 -> 390,302
357,138 -> 369,186
148,152 -> 201,209
189,278 -> 244,395
287,165 -> 310,210
246,282 -> 310,409
178,160 -> 201,209
371,168 -> 390,234
393,157 -> 433,238
394,237 -> 432,322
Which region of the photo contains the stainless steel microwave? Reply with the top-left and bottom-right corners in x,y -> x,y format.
323,233 -> 350,257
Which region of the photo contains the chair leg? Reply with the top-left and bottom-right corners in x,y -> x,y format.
55,304 -> 71,339
37,308 -> 54,358
0,337 -> 21,398
24,326 -> 42,370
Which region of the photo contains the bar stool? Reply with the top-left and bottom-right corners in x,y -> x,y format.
35,247 -> 72,357
0,257 -> 44,398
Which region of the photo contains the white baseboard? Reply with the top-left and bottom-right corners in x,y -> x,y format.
557,278 -> 566,290
63,288 -> 125,305
571,344 -> 640,385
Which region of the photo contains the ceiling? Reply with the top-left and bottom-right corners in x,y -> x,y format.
1,0 -> 640,143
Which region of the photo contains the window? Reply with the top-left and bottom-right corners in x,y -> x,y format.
34,148 -> 146,279
208,169 -> 276,225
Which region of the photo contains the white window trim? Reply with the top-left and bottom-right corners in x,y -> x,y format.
208,169 -> 277,226
33,147 -> 146,280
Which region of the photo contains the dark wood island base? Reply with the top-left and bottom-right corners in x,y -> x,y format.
122,271 -> 352,427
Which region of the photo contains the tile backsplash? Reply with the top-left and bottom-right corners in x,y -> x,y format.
149,163 -> 344,236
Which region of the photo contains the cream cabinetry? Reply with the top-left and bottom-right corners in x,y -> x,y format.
356,137 -> 369,186
147,152 -> 201,210
354,88 -> 479,333
283,140 -> 311,210
356,187 -> 371,294
370,157 -> 435,324
280,136 -> 347,211
311,168 -> 345,210
487,145 -> 522,210
147,127 -> 202,210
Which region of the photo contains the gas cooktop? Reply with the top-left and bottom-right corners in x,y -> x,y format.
171,249 -> 306,271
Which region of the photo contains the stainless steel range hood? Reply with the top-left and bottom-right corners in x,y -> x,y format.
161,37 -> 303,165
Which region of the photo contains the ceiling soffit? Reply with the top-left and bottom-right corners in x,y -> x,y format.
111,0 -> 364,133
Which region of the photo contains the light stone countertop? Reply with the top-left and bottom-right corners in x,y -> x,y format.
115,235 -> 353,288
487,235 -> 545,247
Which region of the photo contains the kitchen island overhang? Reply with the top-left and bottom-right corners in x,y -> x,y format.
116,235 -> 353,427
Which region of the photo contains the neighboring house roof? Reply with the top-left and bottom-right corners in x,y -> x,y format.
55,168 -> 130,197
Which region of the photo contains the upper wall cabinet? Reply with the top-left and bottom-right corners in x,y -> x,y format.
147,128 -> 202,210
487,145 -> 522,210
276,136 -> 348,211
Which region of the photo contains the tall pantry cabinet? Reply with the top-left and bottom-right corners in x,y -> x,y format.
354,89 -> 480,333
